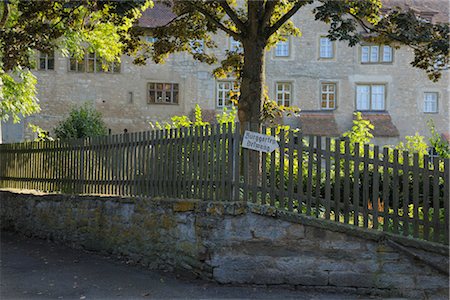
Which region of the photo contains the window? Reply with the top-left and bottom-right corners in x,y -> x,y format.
275,39 -> 289,57
356,84 -> 385,111
229,37 -> 242,53
276,82 -> 292,107
38,51 -> 54,70
319,37 -> 334,59
361,45 -> 393,63
216,81 -> 238,107
190,39 -> 204,54
148,83 -> 179,104
424,92 -> 438,113
145,36 -> 157,43
320,83 -> 336,109
69,52 -> 120,73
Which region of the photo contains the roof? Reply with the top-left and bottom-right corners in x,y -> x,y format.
441,132 -> 450,143
138,1 -> 449,28
381,0 -> 449,23
138,3 -> 176,28
297,112 -> 341,136
359,113 -> 399,137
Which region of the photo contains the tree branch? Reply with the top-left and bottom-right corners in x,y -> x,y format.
262,0 -> 279,28
265,0 -> 309,38
190,2 -> 239,39
218,0 -> 246,32
0,0 -> 9,29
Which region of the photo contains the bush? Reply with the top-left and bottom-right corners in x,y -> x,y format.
54,103 -> 107,139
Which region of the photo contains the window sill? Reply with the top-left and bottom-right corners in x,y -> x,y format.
148,102 -> 179,105
360,62 -> 393,65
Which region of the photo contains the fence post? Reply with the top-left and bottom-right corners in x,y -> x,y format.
232,122 -> 241,202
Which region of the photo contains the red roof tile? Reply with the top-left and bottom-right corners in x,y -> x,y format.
359,113 -> 399,137
297,113 -> 341,136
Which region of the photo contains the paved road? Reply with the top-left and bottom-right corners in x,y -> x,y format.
1,231 -> 377,299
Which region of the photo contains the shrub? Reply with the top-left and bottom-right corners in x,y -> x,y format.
54,103 -> 107,139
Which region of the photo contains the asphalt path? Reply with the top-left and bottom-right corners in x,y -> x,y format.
1,231 -> 378,299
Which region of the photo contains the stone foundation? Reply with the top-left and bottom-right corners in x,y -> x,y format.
1,189 -> 448,299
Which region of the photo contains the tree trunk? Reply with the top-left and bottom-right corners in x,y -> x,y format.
238,38 -> 266,126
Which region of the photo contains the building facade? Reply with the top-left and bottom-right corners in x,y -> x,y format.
2,0 -> 449,146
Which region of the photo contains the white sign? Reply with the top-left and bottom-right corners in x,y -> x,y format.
242,130 -> 279,153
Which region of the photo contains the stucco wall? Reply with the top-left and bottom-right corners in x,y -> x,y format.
1,189 -> 448,298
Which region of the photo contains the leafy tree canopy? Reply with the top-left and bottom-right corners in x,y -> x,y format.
54,103 -> 107,139
0,0 -> 152,122
142,0 -> 449,124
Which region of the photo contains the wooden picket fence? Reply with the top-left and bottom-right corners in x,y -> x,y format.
0,122 -> 448,244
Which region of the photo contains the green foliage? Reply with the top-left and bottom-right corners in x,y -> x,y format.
150,104 -> 238,131
28,124 -> 54,142
0,67 -> 40,123
343,112 -> 374,145
428,119 -> 450,159
216,106 -> 237,125
54,103 -> 107,139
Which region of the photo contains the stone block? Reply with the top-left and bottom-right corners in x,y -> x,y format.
329,272 -> 377,288
173,201 -> 196,212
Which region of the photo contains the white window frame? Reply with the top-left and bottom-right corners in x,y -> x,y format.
38,51 -> 55,71
229,37 -> 243,53
276,82 -> 292,107
148,82 -> 179,104
361,45 -> 393,63
356,84 -> 386,111
190,39 -> 204,54
423,92 -> 438,113
216,81 -> 239,108
319,37 -> 334,59
275,38 -> 289,57
320,82 -> 337,110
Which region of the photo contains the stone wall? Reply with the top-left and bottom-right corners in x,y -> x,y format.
1,189 -> 448,298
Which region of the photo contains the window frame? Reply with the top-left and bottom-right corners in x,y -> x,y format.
320,82 -> 337,110
229,37 -> 243,53
147,82 -> 180,105
68,51 -> 121,74
355,83 -> 387,112
275,82 -> 292,107
37,51 -> 55,71
423,92 -> 439,114
190,39 -> 205,54
216,80 -> 239,108
361,45 -> 393,64
319,36 -> 334,59
274,37 -> 290,57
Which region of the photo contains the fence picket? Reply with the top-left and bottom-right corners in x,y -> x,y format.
362,144 -> 370,228
432,157 -> 441,242
306,136 -> 314,216
343,139 -> 350,223
333,138 -> 341,222
324,137 -> 331,220
382,147 -> 390,232
392,150 -> 400,234
412,153 -> 420,238
353,143 -> 361,226
372,146 -> 380,230
402,151 -> 410,236
315,136 -> 322,218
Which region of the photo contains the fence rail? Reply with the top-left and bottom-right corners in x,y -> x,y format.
0,123 -> 448,244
